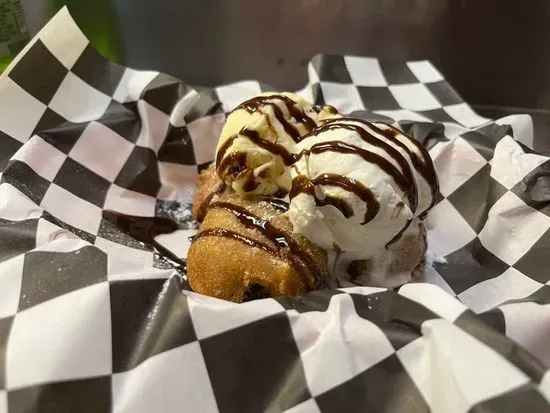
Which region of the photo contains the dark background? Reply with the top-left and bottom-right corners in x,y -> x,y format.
21,0 -> 550,150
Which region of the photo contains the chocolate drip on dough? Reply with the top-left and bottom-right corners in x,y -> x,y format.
195,201 -> 321,289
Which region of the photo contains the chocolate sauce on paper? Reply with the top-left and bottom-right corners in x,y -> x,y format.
103,210 -> 178,244
102,210 -> 187,271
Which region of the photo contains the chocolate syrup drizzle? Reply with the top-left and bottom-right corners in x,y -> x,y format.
194,201 -> 318,289
215,104 -> 438,247
196,182 -> 226,223
326,118 -> 439,212
216,128 -> 296,171
308,139 -> 417,212
216,95 -> 340,185
216,122 -> 423,219
236,95 -> 317,141
215,128 -> 298,199
300,121 -> 418,212
260,197 -> 289,212
290,174 -> 378,224
386,218 -> 413,247
194,227 -> 276,254
301,118 -> 438,245
369,122 -> 439,214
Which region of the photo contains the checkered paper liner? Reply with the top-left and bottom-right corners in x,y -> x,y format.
0,8 -> 550,413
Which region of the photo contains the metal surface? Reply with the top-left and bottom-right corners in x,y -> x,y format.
21,0 -> 550,149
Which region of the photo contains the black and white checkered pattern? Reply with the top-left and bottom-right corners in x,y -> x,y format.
0,8 -> 549,413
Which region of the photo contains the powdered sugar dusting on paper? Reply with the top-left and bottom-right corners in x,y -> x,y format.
433,256 -> 448,265
156,200 -> 197,229
425,249 -> 447,268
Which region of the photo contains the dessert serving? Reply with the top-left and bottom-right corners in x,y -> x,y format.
187,92 -> 439,302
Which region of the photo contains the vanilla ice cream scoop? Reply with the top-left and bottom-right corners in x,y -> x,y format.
288,118 -> 438,260
215,92 -> 340,196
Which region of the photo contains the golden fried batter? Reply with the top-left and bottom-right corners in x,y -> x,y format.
188,183 -> 328,302
192,164 -> 224,222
